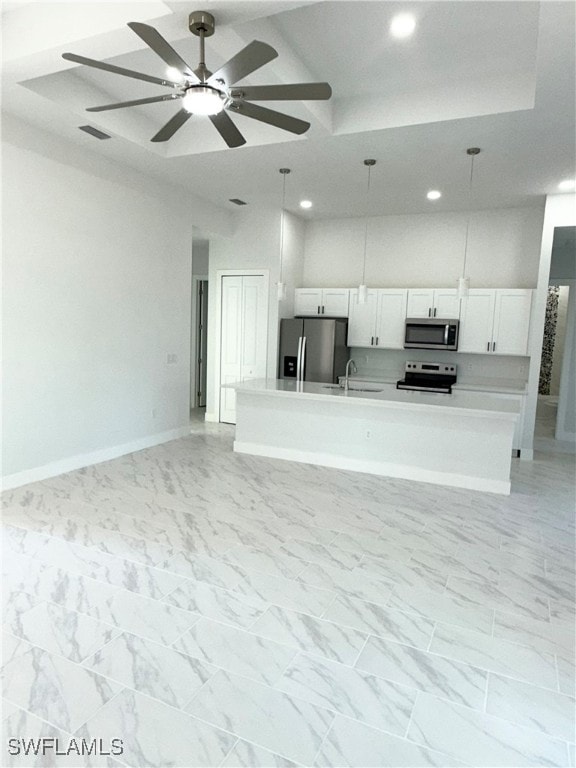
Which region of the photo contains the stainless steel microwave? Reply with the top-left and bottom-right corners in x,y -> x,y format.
404,318 -> 460,350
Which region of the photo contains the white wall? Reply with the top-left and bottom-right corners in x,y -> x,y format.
524,194 -> 576,457
206,207 -> 280,421
192,239 -> 209,277
205,207 -> 306,421
2,138 -> 200,486
279,211 -> 306,321
303,207 -> 544,288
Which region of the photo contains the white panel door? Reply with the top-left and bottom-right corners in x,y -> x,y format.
294,289 -> 322,316
240,276 -> 268,382
433,289 -> 460,319
347,289 -> 378,347
220,276 -> 242,423
406,289 -> 435,318
458,290 -> 496,353
375,290 -> 408,348
492,289 -> 533,356
322,289 -> 350,317
220,274 -> 267,424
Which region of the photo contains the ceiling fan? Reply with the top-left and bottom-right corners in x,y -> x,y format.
62,10 -> 332,147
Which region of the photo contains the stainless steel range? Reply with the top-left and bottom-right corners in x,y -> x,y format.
396,361 -> 457,394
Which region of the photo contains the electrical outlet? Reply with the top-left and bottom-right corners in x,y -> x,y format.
166,353 -> 178,365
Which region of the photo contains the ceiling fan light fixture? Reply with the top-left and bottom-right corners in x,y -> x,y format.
183,85 -> 226,115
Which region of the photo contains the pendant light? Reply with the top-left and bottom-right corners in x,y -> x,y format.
277,167 -> 290,301
358,159 -> 376,304
457,147 -> 481,299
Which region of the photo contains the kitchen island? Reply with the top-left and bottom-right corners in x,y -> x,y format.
232,379 -> 520,494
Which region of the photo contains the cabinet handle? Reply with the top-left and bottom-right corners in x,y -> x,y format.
371,336 -> 374,345
434,308 -> 437,317
428,308 -> 431,317
493,341 -> 496,352
487,341 -> 490,351
375,336 -> 379,345
322,305 -> 325,314
317,305 -> 320,314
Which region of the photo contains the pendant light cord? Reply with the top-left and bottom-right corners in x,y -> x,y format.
361,163 -> 373,285
462,152 -> 476,277
279,169 -> 289,284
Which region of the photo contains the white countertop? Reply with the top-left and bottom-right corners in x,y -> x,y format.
234,378 -> 519,420
339,372 -> 527,395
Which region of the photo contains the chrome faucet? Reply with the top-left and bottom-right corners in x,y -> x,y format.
344,359 -> 357,392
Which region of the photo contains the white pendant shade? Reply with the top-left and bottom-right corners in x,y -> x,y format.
358,284 -> 368,304
457,276 -> 470,299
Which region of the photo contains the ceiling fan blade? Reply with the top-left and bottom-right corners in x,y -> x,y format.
150,109 -> 192,142
86,93 -> 183,112
127,22 -> 199,82
231,83 -> 332,101
208,40 -> 278,86
62,52 -> 181,88
231,101 -> 310,135
208,111 -> 246,148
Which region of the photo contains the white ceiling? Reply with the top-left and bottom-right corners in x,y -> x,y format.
2,1 -> 575,220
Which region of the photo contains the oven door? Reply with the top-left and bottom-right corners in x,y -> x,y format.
404,319 -> 459,350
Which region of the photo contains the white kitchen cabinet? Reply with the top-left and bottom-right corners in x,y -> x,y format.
492,290 -> 533,356
348,289 -> 407,348
459,289 -> 532,355
294,288 -> 349,317
406,289 -> 460,319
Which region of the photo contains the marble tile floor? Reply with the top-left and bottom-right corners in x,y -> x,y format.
1,421 -> 575,767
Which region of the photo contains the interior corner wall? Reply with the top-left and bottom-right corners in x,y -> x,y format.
205,207 -> 281,421
523,193 -> 576,457
1,140 -> 196,486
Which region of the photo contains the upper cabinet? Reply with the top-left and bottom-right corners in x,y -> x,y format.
294,288 -> 349,317
459,289 -> 533,356
406,289 -> 460,319
348,289 -> 408,348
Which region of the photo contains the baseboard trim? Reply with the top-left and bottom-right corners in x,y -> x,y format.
2,426 -> 191,490
234,441 -> 511,495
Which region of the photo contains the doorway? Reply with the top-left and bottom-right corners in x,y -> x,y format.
191,276 -> 208,416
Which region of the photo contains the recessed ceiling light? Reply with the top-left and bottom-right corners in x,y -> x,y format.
558,179 -> 575,192
300,200 -> 313,209
427,190 -> 442,200
390,13 -> 416,39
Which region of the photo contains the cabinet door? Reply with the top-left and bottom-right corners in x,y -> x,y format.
294,289 -> 322,316
492,290 -> 533,356
347,289 -> 378,347
322,289 -> 350,317
458,290 -> 496,353
406,289 -> 435,318
433,289 -> 460,319
375,290 -> 408,348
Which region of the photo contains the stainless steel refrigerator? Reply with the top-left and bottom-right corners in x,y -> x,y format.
278,318 -> 349,384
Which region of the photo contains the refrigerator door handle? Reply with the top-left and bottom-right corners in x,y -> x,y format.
296,336 -> 303,382
300,336 -> 307,381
